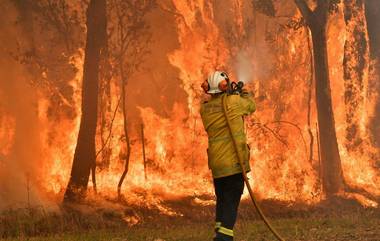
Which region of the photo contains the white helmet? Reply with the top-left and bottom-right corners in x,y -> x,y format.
207,71 -> 229,94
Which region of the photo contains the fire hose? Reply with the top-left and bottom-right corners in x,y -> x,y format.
221,94 -> 285,241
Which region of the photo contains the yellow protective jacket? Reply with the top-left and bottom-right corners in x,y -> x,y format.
200,93 -> 256,178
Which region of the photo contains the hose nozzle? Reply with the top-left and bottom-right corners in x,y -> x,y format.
229,81 -> 245,95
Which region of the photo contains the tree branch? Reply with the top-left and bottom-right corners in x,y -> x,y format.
294,0 -> 313,24
157,2 -> 190,31
250,122 -> 289,148
95,95 -> 122,159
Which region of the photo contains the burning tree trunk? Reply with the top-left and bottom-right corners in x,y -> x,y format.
365,0 -> 380,146
294,0 -> 344,195
64,0 -> 106,202
343,0 -> 369,152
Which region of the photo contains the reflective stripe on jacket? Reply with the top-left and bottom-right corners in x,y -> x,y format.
200,93 -> 256,178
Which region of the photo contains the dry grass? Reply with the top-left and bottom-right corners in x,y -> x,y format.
1,197 -> 380,241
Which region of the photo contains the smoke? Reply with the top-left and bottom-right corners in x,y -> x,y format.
0,2 -> 50,209
234,51 -> 253,83
232,46 -> 273,98
233,38 -> 273,86
0,58 -> 48,209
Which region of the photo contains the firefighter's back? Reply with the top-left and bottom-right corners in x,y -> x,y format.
200,93 -> 255,178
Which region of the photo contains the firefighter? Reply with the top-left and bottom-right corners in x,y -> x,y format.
200,71 -> 256,241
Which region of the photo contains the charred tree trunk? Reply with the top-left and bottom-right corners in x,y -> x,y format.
117,71 -> 131,197
295,0 -> 344,195
343,0 -> 369,151
64,0 -> 106,202
365,0 -> 380,146
310,24 -> 344,195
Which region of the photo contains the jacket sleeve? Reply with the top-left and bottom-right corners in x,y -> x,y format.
238,93 -> 256,115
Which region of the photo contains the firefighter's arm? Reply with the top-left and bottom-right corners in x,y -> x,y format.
238,90 -> 256,115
